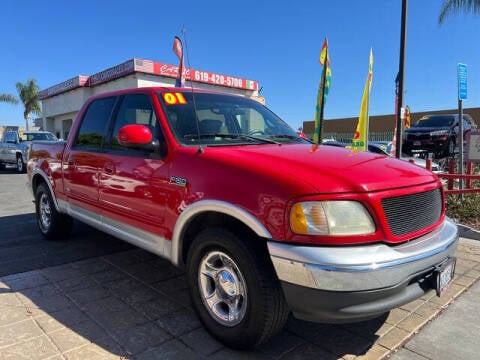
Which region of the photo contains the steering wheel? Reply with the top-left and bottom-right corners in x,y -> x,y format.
248,129 -> 266,136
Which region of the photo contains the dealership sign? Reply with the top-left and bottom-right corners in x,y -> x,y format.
40,58 -> 258,100
39,75 -> 89,100
466,132 -> 480,162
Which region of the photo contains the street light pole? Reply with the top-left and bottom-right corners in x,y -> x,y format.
395,0 -> 408,159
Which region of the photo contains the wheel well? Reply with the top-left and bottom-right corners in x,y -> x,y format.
31,174 -> 46,195
180,211 -> 261,266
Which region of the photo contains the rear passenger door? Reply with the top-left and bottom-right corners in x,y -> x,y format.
98,93 -> 170,240
63,97 -> 116,214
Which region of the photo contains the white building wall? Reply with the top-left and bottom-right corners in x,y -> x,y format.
92,75 -> 139,95
43,88 -> 92,118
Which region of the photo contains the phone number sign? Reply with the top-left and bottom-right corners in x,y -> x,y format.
153,62 -> 258,91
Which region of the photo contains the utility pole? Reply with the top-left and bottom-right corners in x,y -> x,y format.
395,0 -> 408,159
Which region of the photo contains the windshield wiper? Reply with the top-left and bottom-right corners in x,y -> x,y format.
184,133 -> 280,144
268,134 -> 310,142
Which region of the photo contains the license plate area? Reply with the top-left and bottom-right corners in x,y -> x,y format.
436,257 -> 456,297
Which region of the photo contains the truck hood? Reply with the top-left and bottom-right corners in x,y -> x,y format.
201,144 -> 437,193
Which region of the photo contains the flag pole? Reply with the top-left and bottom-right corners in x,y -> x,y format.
318,45 -> 328,142
395,0 -> 408,158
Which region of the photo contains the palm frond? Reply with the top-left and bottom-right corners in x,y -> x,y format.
439,0 -> 480,25
0,93 -> 19,104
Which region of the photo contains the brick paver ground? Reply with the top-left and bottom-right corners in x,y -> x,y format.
0,239 -> 478,360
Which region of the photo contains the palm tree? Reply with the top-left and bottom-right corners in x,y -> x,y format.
439,0 -> 480,24
16,79 -> 41,130
0,93 -> 18,105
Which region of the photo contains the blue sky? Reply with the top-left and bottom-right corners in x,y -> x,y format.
1,0 -> 479,130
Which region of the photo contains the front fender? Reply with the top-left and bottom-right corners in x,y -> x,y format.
170,200 -> 272,266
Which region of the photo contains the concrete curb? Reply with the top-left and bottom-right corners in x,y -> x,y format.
457,223 -> 480,241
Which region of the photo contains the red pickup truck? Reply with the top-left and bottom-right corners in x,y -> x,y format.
27,87 -> 458,348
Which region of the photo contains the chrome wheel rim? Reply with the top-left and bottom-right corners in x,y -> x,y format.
198,250 -> 247,326
39,193 -> 51,231
17,157 -> 23,172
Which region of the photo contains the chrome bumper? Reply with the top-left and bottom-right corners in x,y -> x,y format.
268,218 -> 458,292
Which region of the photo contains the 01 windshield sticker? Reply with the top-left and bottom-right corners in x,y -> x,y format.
162,92 -> 187,105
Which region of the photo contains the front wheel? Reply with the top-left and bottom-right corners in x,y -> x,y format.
446,137 -> 455,157
186,228 -> 289,349
16,154 -> 26,173
35,183 -> 73,240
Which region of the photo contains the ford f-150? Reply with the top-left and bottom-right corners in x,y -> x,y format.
27,87 -> 458,348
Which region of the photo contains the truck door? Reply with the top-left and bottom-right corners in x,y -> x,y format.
98,93 -> 170,241
2,132 -> 16,162
63,97 -> 117,214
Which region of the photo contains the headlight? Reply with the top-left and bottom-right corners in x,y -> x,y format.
430,130 -> 448,136
290,201 -> 375,235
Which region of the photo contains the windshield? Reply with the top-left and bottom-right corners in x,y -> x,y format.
413,116 -> 454,128
20,132 -> 58,141
158,91 -> 307,146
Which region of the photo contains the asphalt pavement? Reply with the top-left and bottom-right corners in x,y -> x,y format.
0,168 -> 479,359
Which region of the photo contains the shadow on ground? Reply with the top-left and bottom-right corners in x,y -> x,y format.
0,213 -> 132,277
0,242 -> 387,359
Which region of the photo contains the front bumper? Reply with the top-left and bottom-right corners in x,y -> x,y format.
268,218 -> 458,323
403,139 -> 448,154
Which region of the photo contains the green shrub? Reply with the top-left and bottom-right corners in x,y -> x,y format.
446,193 -> 480,225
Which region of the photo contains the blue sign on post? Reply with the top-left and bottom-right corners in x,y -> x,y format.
458,63 -> 468,100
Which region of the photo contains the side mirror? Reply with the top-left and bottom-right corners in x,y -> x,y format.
117,124 -> 159,152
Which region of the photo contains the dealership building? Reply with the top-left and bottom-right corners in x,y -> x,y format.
37,58 -> 262,140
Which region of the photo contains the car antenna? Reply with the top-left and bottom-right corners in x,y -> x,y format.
181,26 -> 203,154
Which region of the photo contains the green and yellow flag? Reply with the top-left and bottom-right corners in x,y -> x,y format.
313,38 -> 332,144
404,105 -> 411,129
352,48 -> 373,152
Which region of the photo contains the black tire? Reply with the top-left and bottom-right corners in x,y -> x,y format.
446,137 -> 455,157
186,228 -> 289,349
0,162 -> 5,170
16,154 -> 26,173
35,183 -> 73,240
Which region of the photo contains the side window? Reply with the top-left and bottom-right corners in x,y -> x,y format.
6,132 -> 16,143
73,97 -> 116,151
111,94 -> 159,151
